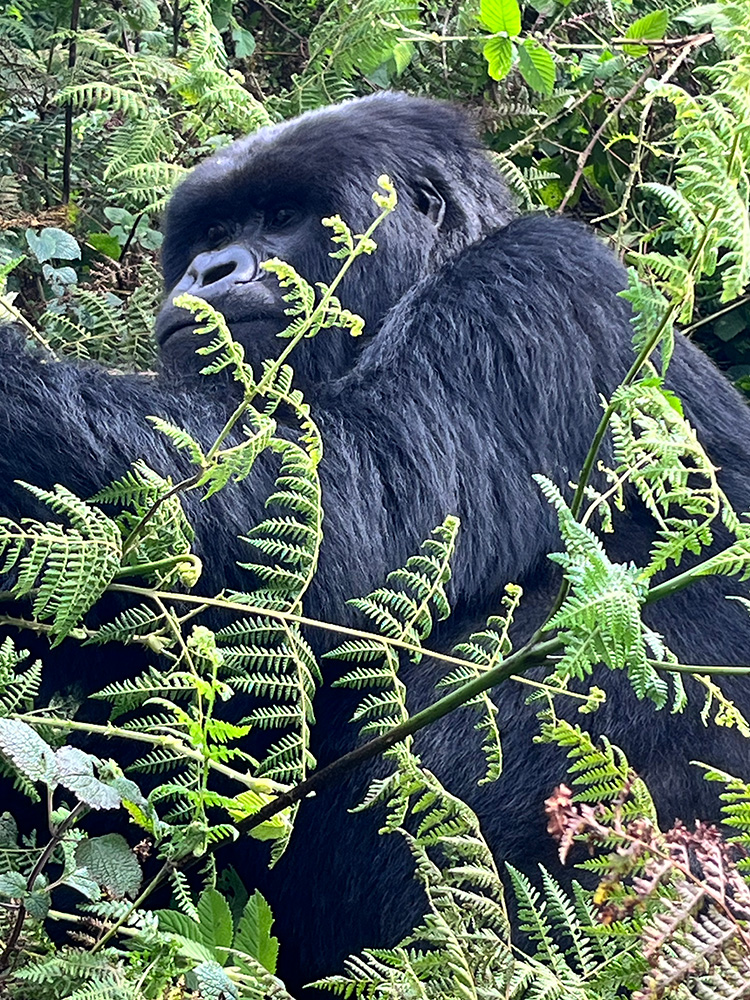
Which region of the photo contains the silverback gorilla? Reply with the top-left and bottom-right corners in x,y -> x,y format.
3,92 -> 750,993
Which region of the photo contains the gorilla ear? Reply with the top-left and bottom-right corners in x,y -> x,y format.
414,177 -> 446,228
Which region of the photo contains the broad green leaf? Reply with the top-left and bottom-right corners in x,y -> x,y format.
42,264 -> 77,292
0,872 -> 27,898
25,227 -> 80,262
55,746 -> 122,810
234,891 -> 279,974
518,39 -> 556,95
232,26 -> 255,58
624,10 -> 668,56
62,869 -> 101,900
197,888 -> 234,954
392,41 -> 414,75
156,909 -> 217,965
0,719 -> 57,784
479,0 -> 521,35
75,833 -> 142,899
103,206 -> 134,226
25,885 -> 50,920
157,890 -> 234,965
483,37 -> 514,80
88,232 -> 121,260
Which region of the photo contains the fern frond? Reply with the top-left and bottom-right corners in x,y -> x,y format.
0,484 -> 122,642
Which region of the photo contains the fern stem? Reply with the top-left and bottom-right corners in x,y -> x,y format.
647,547 -> 748,606
648,659 -> 750,675
121,471 -> 201,557
538,206 -> 720,637
252,195 -> 396,402
204,400 -> 249,462
114,553 -> 202,579
12,714 -> 286,793
107,583 -> 509,674
227,636 -> 561,840
90,861 -> 173,954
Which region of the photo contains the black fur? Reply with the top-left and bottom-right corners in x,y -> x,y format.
3,92 -> 750,992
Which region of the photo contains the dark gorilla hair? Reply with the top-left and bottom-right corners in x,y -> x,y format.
3,92 -> 750,993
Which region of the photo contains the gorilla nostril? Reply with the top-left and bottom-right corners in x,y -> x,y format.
201,260 -> 237,287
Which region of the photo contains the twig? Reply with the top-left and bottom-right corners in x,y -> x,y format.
558,65 -> 653,213
0,802 -> 85,971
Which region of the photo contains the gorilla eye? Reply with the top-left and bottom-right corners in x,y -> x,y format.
206,223 -> 229,247
266,206 -> 298,230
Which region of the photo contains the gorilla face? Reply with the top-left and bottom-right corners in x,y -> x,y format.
155,93 -> 516,389
155,191 -> 326,376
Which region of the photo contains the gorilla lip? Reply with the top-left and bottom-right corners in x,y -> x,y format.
155,311 -> 282,347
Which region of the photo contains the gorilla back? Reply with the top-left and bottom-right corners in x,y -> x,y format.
2,92 -> 750,993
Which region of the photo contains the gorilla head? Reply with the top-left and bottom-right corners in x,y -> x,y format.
156,93 -> 515,390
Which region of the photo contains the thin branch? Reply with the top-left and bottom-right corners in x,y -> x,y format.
557,65 -> 653,214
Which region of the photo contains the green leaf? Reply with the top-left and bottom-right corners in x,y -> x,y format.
88,232 -> 122,260
103,206 -> 134,226
483,37 -> 514,80
197,887 -> 234,955
518,39 -> 556,95
156,910 -> 218,965
0,872 -> 27,898
0,719 -> 57,784
55,747 -> 123,810
234,890 -> 279,974
190,961 -> 239,1000
42,264 -> 77,292
232,26 -> 256,58
62,869 -> 101,900
624,10 -> 668,56
479,0 -> 521,35
25,885 -> 50,921
75,833 -> 142,899
25,227 -> 81,263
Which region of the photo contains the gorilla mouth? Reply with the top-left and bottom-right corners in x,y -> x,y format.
155,311 -> 285,348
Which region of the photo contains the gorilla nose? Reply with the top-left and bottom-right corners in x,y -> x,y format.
177,244 -> 259,299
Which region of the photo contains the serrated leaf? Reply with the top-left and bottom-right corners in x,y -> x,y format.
0,872 -> 27,898
518,39 -> 556,95
75,833 -> 142,899
157,912 -> 217,964
234,890 -> 279,973
479,0 -> 521,35
0,719 -> 57,784
624,10 -> 668,55
483,37 -> 514,80
55,746 -> 122,809
198,888 -> 234,953
25,887 -> 51,920
191,961 -> 239,1000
